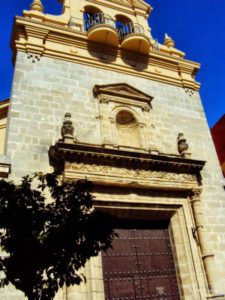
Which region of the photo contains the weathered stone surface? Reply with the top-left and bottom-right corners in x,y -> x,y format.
1,52 -> 225,298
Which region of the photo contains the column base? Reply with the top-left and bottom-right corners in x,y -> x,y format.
207,294 -> 225,300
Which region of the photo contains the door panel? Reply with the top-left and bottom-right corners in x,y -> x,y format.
102,223 -> 180,300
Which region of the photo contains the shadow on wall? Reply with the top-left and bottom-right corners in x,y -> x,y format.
120,50 -> 149,70
87,41 -> 149,70
87,42 -> 118,64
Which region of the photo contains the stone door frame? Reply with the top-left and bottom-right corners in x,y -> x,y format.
92,191 -> 207,300
49,141 -> 221,300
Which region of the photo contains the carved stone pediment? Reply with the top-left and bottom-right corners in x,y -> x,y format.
88,0 -> 151,13
49,142 -> 205,191
93,83 -> 155,150
132,0 -> 151,10
93,83 -> 153,104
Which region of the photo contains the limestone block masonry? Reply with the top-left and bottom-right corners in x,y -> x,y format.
1,51 -> 225,299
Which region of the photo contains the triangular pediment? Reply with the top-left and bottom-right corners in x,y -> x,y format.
133,0 -> 151,10
114,0 -> 151,11
92,0 -> 151,13
93,83 -> 153,102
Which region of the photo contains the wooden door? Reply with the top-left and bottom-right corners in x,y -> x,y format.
102,222 -> 180,300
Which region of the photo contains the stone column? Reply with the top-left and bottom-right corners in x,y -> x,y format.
190,189 -> 220,297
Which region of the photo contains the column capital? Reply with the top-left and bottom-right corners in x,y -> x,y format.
189,188 -> 202,201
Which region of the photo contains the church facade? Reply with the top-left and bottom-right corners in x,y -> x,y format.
1,0 -> 225,299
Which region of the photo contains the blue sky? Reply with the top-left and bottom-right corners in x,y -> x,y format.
0,0 -> 224,127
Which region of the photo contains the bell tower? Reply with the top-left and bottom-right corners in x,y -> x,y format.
67,0 -> 152,52
1,0 -> 225,299
14,0 -> 197,87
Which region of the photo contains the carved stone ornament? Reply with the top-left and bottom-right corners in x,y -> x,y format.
30,0 -> 44,12
185,88 -> 195,97
164,33 -> 175,48
61,113 -> 76,144
27,53 -> 41,63
49,142 -> 205,189
142,104 -> 150,112
189,188 -> 202,201
65,162 -> 196,184
177,133 -> 191,158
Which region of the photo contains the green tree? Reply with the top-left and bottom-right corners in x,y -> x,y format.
0,173 -> 116,300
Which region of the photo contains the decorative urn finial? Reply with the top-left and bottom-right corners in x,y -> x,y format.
30,0 -> 44,13
164,33 -> 175,48
61,113 -> 76,144
177,133 -> 191,158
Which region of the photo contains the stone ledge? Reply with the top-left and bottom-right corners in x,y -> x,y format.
0,156 -> 11,178
207,294 -> 225,300
49,141 -> 205,173
49,141 -> 205,191
11,16 -> 201,91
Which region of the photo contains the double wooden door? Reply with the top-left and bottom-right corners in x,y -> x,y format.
102,222 -> 180,300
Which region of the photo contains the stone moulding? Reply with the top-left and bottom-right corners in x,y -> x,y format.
0,163 -> 11,178
11,16 -> 201,91
49,143 -> 225,298
93,83 -> 153,104
49,141 -> 205,190
93,83 -> 155,150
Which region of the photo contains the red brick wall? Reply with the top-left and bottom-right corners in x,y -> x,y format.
211,114 -> 225,176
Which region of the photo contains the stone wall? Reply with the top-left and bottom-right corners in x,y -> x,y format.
1,51 -> 225,298
0,102 -> 8,155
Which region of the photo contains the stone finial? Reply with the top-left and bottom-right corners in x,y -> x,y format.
177,133 -> 191,158
61,113 -> 75,144
164,33 -> 175,48
30,0 -> 44,13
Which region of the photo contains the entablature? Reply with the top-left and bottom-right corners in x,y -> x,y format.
58,0 -> 152,17
0,157 -> 11,178
49,141 -> 205,191
11,16 -> 200,91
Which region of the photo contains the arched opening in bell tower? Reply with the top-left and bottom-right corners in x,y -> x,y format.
83,5 -> 118,47
83,5 -> 103,31
83,5 -> 115,31
115,14 -> 144,40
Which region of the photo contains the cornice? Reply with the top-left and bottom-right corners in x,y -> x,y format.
49,142 -> 205,173
11,16 -> 200,91
93,83 -> 153,102
49,142 -> 205,191
0,162 -> 11,178
82,0 -> 151,17
0,99 -> 10,112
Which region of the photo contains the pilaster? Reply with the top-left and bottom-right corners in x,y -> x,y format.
190,189 -> 225,299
